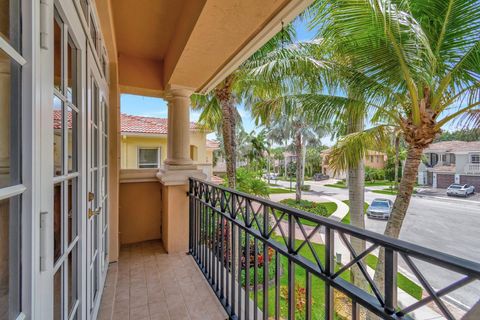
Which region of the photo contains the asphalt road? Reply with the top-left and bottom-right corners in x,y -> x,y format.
275,179 -> 480,309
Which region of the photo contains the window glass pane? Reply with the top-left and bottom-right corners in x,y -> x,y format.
0,196 -> 21,320
0,50 -> 21,188
54,183 -> 63,263
67,107 -> 77,173
66,37 -> 76,103
68,246 -> 78,317
68,178 -> 77,244
53,96 -> 63,176
139,149 -> 158,165
53,267 -> 62,320
54,15 -> 62,91
89,14 -> 97,50
93,83 -> 98,125
80,0 -> 88,19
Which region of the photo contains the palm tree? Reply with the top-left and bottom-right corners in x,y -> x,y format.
252,99 -> 328,202
304,0 -> 480,292
191,27 -> 296,188
248,0 -> 480,293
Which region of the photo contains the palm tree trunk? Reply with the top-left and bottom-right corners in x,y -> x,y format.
295,127 -> 303,202
302,143 -> 307,184
373,145 -> 423,293
394,135 -> 400,188
347,111 -> 367,289
216,76 -> 236,188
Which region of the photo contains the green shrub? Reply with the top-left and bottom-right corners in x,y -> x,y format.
365,166 -> 385,181
236,168 -> 270,197
279,199 -> 328,217
300,185 -> 311,191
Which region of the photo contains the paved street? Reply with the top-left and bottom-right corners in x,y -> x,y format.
274,179 -> 480,309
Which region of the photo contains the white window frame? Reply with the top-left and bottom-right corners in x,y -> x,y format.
137,148 -> 161,168
471,154 -> 480,164
0,1 -> 29,319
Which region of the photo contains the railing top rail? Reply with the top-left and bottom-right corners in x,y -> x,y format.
189,177 -> 480,278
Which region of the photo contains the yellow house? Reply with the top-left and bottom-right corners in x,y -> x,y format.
120,113 -> 219,179
321,148 -> 387,179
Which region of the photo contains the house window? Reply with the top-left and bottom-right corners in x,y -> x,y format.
190,145 -> 198,161
138,148 -> 160,168
0,0 -> 24,318
471,154 -> 480,164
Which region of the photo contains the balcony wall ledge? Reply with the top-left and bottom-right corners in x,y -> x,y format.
119,168 -> 159,183
156,164 -> 206,186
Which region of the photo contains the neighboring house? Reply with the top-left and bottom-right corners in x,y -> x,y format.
120,114 -> 219,180
417,141 -> 480,189
321,149 -> 387,179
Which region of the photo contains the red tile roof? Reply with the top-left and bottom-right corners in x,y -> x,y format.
121,113 -> 200,135
53,110 -> 73,129
206,140 -> 220,149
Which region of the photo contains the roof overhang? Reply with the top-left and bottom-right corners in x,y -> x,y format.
103,0 -> 312,96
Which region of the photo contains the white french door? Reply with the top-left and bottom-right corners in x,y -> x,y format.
50,4 -> 85,320
85,46 -> 108,320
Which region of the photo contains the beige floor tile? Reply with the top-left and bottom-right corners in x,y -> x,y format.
98,240 -> 225,320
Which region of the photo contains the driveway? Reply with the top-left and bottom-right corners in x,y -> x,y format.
274,179 -> 480,309
415,186 -> 480,202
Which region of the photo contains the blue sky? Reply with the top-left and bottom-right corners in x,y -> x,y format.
120,19 -> 461,145
120,19 -> 331,143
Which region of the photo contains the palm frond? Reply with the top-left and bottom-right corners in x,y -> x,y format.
328,125 -> 391,174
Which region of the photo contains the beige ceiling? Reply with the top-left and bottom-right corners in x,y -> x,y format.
112,0 -> 189,61
110,0 -> 310,96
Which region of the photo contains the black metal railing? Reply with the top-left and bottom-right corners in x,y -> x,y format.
188,178 -> 480,320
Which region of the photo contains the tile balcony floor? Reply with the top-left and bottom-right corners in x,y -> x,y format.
98,240 -> 228,320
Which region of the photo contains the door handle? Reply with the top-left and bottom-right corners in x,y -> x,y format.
88,207 -> 102,219
88,192 -> 95,202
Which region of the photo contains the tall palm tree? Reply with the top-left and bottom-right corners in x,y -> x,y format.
249,0 -> 480,292
252,99 -> 328,202
191,27 -> 296,188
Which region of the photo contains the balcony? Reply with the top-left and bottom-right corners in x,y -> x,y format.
97,240 -> 227,320
465,164 -> 480,175
184,178 -> 479,320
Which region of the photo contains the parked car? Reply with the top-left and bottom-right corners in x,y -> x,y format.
263,173 -> 278,180
313,173 -> 329,181
366,199 -> 393,220
446,184 -> 475,197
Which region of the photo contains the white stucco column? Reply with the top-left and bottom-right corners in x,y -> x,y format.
164,87 -> 193,166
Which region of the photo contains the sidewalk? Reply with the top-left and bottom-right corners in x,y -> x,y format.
268,194 -> 444,319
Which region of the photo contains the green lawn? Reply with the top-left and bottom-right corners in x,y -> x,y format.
248,236 -> 422,318
324,183 -> 347,189
340,200 -> 369,224
268,187 -> 295,194
372,188 -> 398,195
325,181 -> 395,189
277,199 -> 338,227
365,180 -> 394,187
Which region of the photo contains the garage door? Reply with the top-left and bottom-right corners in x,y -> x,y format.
437,174 -> 455,188
460,175 -> 480,191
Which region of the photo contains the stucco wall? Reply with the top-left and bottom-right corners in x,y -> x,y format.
119,181 -> 162,244
120,131 -> 210,169
456,154 -> 469,174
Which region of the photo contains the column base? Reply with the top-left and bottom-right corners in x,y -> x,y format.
156,164 -> 207,186
157,166 -> 206,253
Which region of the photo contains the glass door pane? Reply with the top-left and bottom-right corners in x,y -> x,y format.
51,8 -> 81,320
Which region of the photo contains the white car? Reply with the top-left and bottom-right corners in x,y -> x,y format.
367,199 -> 393,220
446,184 -> 475,197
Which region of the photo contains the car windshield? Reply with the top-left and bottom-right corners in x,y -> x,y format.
371,200 -> 390,208
449,185 -> 462,189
